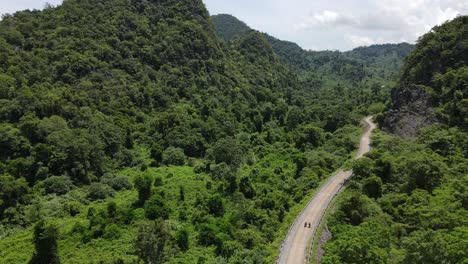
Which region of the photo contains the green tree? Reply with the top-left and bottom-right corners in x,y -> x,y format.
209,137 -> 243,168
162,147 -> 186,166
0,174 -> 30,217
295,124 -> 325,150
29,220 -> 60,264
42,176 -> 74,195
176,228 -> 189,251
207,194 -> 224,217
402,230 -> 448,264
239,177 -> 255,199
362,176 -> 383,198
0,124 -> 30,159
135,220 -> 169,264
135,174 -> 153,206
144,194 -> 170,220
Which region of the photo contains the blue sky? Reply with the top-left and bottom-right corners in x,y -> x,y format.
1,0 -> 466,51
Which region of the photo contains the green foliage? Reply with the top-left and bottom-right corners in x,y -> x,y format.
162,147 -> 186,166
42,176 -> 74,195
46,128 -> 105,183
325,127 -> 468,263
0,1 -> 420,263
100,174 -> 132,191
134,174 -> 153,206
208,137 -> 243,168
86,183 -> 115,201
212,14 -> 250,41
176,228 -> 190,252
399,16 -> 468,129
323,221 -> 391,264
0,174 -> 30,218
135,220 -> 170,264
207,194 -> 224,217
144,194 -> 170,220
362,176 -> 383,198
30,220 -> 60,264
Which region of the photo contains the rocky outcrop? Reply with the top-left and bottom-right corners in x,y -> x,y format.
382,84 -> 436,137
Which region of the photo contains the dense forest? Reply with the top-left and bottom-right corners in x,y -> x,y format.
0,0 -> 461,264
322,16 -> 468,264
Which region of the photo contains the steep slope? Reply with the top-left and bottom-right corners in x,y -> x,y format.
382,16 -> 468,136
212,14 -> 251,41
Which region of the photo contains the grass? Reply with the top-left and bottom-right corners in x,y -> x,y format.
0,165 -> 214,264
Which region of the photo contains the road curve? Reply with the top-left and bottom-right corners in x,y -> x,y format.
277,116 -> 376,264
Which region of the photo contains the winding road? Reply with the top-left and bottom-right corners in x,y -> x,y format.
277,116 -> 376,264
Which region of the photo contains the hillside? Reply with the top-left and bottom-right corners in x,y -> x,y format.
321,16 -> 468,264
382,16 -> 468,136
212,14 -> 250,41
212,14 -> 414,106
0,0 -> 390,263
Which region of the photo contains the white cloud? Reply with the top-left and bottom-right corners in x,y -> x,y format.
294,0 -> 467,48
348,35 -> 375,47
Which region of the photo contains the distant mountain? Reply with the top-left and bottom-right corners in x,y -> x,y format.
346,43 -> 415,61
382,16 -> 468,136
212,14 -> 414,85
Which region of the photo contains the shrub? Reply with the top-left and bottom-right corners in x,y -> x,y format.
144,194 -> 170,220
42,176 -> 74,195
101,174 -> 132,191
176,228 -> 189,251
65,201 -> 82,217
103,224 -> 121,239
30,220 -> 60,264
135,174 -> 153,205
162,147 -> 186,166
207,194 -> 224,217
86,183 -> 115,201
154,176 -> 163,187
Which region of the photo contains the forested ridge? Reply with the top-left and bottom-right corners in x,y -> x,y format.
0,1 -> 458,264
322,16 -> 468,264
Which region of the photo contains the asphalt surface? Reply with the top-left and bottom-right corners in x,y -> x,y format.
277,116 -> 376,264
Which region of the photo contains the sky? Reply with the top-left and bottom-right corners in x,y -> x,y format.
1,0 -> 467,51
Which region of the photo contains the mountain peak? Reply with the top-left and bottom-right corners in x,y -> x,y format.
212,13 -> 251,41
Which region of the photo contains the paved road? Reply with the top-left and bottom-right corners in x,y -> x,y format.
277,116 -> 376,264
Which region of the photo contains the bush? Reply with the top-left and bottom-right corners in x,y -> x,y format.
208,137 -> 243,167
103,224 -> 121,239
71,221 -> 87,235
176,228 -> 189,251
100,174 -> 132,191
65,201 -> 82,216
135,174 -> 153,205
207,194 -> 224,217
144,194 -> 170,220
162,147 -> 186,166
42,176 -> 74,195
30,220 -> 60,264
86,183 -> 115,201
362,176 -> 383,198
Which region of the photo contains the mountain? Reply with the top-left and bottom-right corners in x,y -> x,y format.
382,15 -> 468,136
0,0 -> 387,263
212,14 -> 414,92
212,14 -> 251,41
